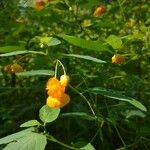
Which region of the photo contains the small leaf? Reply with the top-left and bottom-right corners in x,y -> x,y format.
81,143 -> 95,150
0,128 -> 34,145
39,105 -> 60,123
4,132 -> 47,150
106,35 -> 122,49
90,87 -> 147,112
20,120 -> 41,128
16,70 -> 54,76
59,34 -> 114,53
63,54 -> 106,63
38,37 -> 61,46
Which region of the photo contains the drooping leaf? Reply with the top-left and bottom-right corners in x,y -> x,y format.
0,128 -> 34,145
63,54 -> 106,63
20,120 -> 41,128
16,70 -> 54,76
90,87 -> 147,112
0,51 -> 28,57
4,132 -> 47,150
59,34 -> 113,53
39,105 -> 60,124
0,46 -> 26,53
61,112 -> 97,121
106,35 -> 122,49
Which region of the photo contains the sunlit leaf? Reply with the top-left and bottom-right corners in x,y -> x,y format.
81,143 -> 95,150
3,132 -> 47,150
38,37 -> 61,46
106,35 -> 122,49
20,120 -> 41,127
59,34 -> 114,53
0,128 -> 34,145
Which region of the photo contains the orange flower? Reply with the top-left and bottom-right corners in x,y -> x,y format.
47,94 -> 70,108
46,77 -> 65,98
112,54 -> 124,64
33,0 -> 46,11
46,75 -> 70,108
93,6 -> 106,16
60,75 -> 69,87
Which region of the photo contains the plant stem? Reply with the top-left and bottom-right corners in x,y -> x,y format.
69,85 -> 96,117
46,134 -> 79,150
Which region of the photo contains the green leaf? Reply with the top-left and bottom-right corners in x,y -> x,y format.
20,120 -> 41,128
4,132 -> 47,150
106,35 -> 122,49
0,46 -> 26,53
125,110 -> 145,118
90,87 -> 147,112
63,54 -> 106,63
81,143 -> 95,150
0,128 -> 34,145
38,37 -> 61,46
0,51 -> 28,57
16,70 -> 54,76
39,105 -> 60,123
61,112 -> 97,121
59,34 -> 113,53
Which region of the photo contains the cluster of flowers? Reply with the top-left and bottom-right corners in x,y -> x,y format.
46,75 -> 70,108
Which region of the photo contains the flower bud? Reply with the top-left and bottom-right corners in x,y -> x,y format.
60,75 -> 69,87
11,64 -> 23,73
33,0 -> 46,11
112,54 -> 124,64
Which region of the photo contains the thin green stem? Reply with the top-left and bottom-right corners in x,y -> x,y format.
114,125 -> 127,148
46,134 -> 79,150
54,60 -> 59,78
69,85 -> 96,117
57,59 -> 66,75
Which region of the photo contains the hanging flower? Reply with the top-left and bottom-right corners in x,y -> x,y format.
46,94 -> 70,108
46,77 -> 65,99
46,75 -> 70,108
112,54 -> 124,64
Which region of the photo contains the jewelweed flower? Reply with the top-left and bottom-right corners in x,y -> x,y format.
46,75 -> 70,108
60,75 -> 69,87
46,77 -> 65,98
112,54 -> 124,64
47,94 -> 70,108
93,6 -> 106,16
33,0 -> 46,10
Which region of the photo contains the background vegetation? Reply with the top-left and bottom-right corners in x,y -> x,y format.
0,0 -> 150,149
